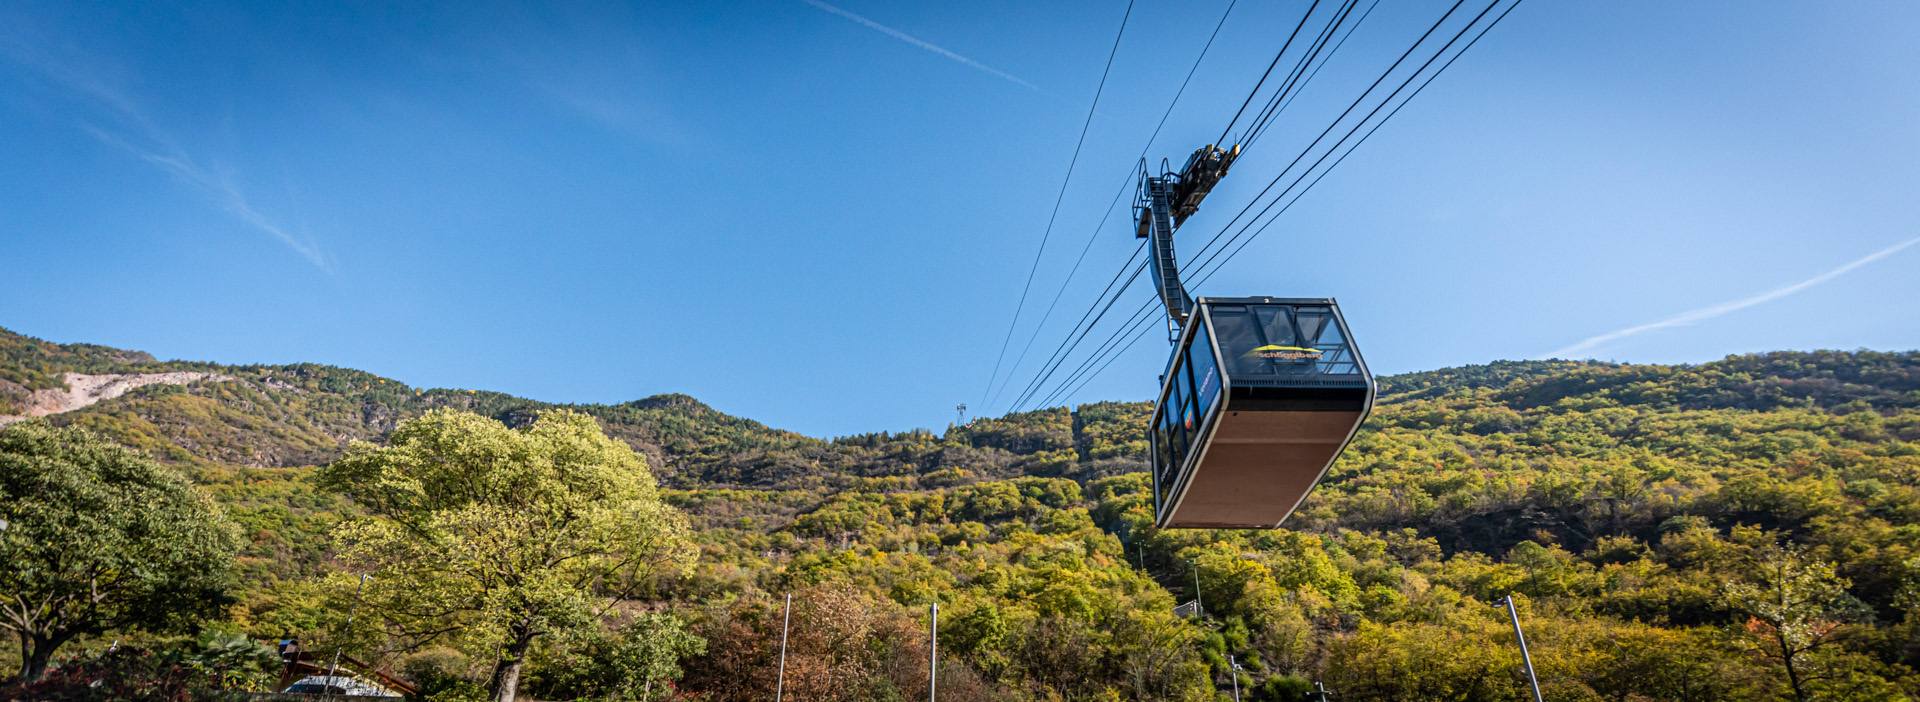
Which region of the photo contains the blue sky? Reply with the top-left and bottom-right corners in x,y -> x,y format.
2,1 -> 1916,437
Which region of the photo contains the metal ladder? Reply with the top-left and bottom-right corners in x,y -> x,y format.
1142,173 -> 1192,337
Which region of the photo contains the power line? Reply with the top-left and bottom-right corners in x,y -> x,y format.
1187,0 -> 1513,281
1028,0 -> 1525,409
979,0 -> 1136,407
1181,0 -> 1473,273
990,0 -> 1240,412
1213,0 -> 1325,148
1240,0 -> 1379,149
1198,0 -> 1526,284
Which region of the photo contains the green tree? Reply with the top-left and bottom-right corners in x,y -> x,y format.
528,611 -> 705,701
1725,542 -> 1864,702
0,421 -> 239,681
319,409 -> 695,702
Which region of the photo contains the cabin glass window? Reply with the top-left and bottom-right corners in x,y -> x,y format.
1178,353 -> 1199,434
1296,307 -> 1329,343
1209,305 -> 1267,378
1255,306 -> 1298,346
1293,306 -> 1359,375
1189,324 -> 1221,418
1209,303 -> 1366,378
1153,410 -> 1175,496
1152,406 -> 1169,463
1165,376 -> 1188,462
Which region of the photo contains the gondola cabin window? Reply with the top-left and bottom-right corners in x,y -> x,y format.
1210,304 -> 1360,380
1189,323 -> 1220,415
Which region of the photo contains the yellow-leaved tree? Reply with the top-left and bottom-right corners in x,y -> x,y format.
319,409 -> 694,702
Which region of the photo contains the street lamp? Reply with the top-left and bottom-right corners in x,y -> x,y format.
328,573 -> 371,686
1497,595 -> 1544,702
1228,654 -> 1242,702
1190,561 -> 1204,619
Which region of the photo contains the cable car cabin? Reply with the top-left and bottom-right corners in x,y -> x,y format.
1149,297 -> 1374,529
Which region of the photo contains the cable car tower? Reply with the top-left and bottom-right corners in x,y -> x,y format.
1137,145 -> 1375,529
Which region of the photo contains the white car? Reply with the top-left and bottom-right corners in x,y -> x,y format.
282,674 -> 402,698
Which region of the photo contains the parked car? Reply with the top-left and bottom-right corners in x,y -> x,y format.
282,674 -> 402,698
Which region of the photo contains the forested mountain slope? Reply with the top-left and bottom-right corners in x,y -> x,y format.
5,325 -> 1919,700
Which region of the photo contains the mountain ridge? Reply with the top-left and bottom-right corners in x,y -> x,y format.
3,324 -> 1920,487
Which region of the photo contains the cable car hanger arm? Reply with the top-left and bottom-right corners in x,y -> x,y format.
1135,144 -> 1240,338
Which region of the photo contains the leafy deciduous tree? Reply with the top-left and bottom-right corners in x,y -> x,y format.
0,421 -> 239,681
319,409 -> 695,702
1725,541 -> 1865,702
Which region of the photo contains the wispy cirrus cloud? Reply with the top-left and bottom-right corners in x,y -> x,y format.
1544,235 -> 1920,359
80,126 -> 333,271
799,0 -> 1042,93
0,30 -> 333,272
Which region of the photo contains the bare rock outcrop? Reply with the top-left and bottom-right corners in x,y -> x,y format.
0,371 -> 231,426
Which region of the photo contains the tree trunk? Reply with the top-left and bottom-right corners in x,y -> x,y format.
488,632 -> 537,702
15,633 -> 32,682
1779,634 -> 1807,702
21,633 -> 56,682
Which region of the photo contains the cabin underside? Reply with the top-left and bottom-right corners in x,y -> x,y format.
1157,407 -> 1364,528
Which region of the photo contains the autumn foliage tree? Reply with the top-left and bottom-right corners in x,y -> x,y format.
1726,541 -> 1866,701
685,584 -> 949,702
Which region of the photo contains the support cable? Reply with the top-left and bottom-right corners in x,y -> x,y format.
1182,0 -> 1471,271
1006,258 -> 1152,411
1017,0 -> 1392,411
1213,0 -> 1325,148
1200,0 -> 1525,283
980,0 -> 1136,407
1188,0 -> 1511,280
1031,0 -> 1524,409
1239,0 -> 1374,149
987,0 -> 1238,411
1243,0 -> 1382,150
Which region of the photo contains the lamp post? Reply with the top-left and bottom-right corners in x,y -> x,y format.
928,602 -> 939,702
1190,561 -> 1204,619
775,592 -> 792,702
328,573 -> 370,685
1499,595 -> 1544,702
1228,654 -> 1242,702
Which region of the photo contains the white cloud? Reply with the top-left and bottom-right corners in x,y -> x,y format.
1543,235 -> 1920,359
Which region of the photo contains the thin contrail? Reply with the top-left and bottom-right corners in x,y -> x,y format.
800,0 -> 1042,92
1544,235 -> 1920,359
